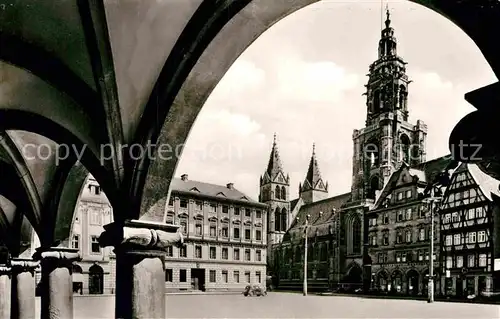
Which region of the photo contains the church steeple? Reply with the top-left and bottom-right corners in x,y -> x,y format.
351,8 -> 427,202
364,8 -> 411,125
265,132 -> 285,181
378,7 -> 397,58
300,143 -> 328,204
260,133 -> 291,248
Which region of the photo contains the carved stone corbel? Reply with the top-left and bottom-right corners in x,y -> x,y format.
0,265 -> 11,275
10,258 -> 39,274
99,219 -> 184,255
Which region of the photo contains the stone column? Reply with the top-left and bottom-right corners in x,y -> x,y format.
10,258 -> 39,319
33,247 -> 80,319
0,265 -> 12,319
99,220 -> 183,319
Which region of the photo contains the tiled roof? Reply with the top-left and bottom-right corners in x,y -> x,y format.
467,163 -> 500,200
171,178 -> 262,205
290,198 -> 300,212
283,192 -> 350,241
411,154 -> 455,183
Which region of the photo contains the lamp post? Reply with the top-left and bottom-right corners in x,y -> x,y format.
423,186 -> 442,304
298,214 -> 311,296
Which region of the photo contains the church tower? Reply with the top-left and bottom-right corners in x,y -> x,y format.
299,144 -> 328,204
350,9 -> 427,202
260,134 -> 291,247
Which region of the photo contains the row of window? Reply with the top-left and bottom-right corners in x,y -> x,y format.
281,244 -> 329,264
396,189 -> 413,201
376,250 -> 436,264
165,269 -> 262,284
442,206 -> 487,223
71,235 -> 101,254
444,254 -> 488,269
444,231 -> 488,246
170,198 -> 261,218
369,226 -> 435,246
167,217 -> 262,241
368,206 -> 426,226
165,245 -> 263,262
74,208 -> 103,226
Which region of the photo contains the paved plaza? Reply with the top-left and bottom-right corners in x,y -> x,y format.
34,293 -> 499,318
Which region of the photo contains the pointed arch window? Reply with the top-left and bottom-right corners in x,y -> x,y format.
399,134 -> 411,163
275,185 -> 281,200
373,89 -> 381,113
281,186 -> 286,200
274,207 -> 280,232
399,85 -> 407,110
281,208 -> 288,232
352,217 -> 362,254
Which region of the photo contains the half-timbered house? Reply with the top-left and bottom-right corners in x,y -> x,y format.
439,163 -> 500,297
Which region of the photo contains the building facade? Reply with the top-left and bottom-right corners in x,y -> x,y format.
270,9 -> 434,292
439,163 -> 500,297
164,174 -> 268,292
32,175 -> 115,295
365,160 -> 452,295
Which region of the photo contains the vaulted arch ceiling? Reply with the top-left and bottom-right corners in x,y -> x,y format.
0,0 -> 498,229
0,131 -> 88,248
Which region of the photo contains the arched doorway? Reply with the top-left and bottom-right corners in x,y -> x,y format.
406,269 -> 420,295
376,270 -> 389,292
344,264 -> 363,291
391,270 -> 403,293
88,264 -> 104,295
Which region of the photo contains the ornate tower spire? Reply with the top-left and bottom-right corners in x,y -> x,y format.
260,133 -> 290,249
300,144 -> 328,204
265,132 -> 284,180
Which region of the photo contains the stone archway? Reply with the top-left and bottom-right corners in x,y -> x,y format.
88,264 -> 104,295
391,270 -> 403,293
406,269 -> 420,295
344,263 -> 363,291
376,270 -> 389,292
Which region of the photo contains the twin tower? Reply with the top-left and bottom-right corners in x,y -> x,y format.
259,136 -> 328,246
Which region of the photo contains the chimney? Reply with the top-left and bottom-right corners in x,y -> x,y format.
226,183 -> 234,190
181,174 -> 188,181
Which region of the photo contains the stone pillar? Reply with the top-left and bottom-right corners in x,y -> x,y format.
0,265 -> 12,319
11,258 -> 39,319
99,220 -> 183,319
33,247 -> 80,319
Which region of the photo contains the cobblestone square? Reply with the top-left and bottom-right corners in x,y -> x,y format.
35,293 -> 500,318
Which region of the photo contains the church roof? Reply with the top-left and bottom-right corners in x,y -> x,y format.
283,192 -> 350,241
171,177 -> 264,206
265,133 -> 284,180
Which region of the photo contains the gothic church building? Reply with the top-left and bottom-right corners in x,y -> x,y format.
264,10 -> 448,291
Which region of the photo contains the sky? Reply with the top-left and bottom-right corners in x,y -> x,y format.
175,0 -> 498,201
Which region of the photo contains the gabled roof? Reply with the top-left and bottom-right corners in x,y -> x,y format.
171,178 -> 261,205
467,163 -> 500,200
411,154 -> 454,184
283,192 -> 350,242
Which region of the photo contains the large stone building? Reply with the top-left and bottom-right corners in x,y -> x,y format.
365,158 -> 453,295
32,175 -> 115,295
439,163 -> 500,297
269,9 -> 434,292
165,174 -> 268,292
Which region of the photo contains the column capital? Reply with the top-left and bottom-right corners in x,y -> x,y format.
32,247 -> 81,263
99,219 -> 184,253
10,258 -> 40,274
0,265 -> 11,275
